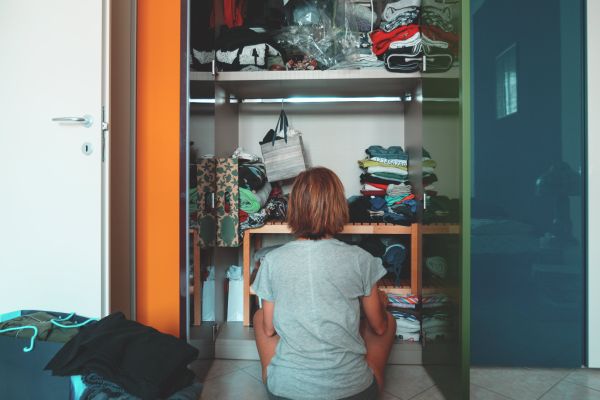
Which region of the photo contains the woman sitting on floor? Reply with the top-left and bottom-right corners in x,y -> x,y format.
253,167 -> 396,400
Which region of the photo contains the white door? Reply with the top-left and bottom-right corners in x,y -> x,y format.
0,0 -> 108,318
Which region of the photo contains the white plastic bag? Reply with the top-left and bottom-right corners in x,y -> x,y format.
226,265 -> 244,322
202,266 -> 215,321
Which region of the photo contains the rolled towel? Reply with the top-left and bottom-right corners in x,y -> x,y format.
239,188 -> 261,213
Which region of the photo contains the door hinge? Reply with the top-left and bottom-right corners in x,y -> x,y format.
101,107 -> 108,162
101,106 -> 109,132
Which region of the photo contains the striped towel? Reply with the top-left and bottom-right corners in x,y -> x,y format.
388,294 -> 420,309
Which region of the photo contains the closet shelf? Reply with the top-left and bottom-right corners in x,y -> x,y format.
190,68 -> 458,99
245,222 -> 459,235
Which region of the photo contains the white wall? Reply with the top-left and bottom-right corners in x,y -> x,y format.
587,0 -> 600,368
190,101 -> 460,198
190,104 -> 215,157
422,103 -> 461,199
238,102 -> 407,196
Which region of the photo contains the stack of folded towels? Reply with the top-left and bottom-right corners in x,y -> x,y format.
390,310 -> 421,342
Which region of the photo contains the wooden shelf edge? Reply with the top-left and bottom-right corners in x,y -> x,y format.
378,286 -> 413,295
422,224 -> 460,235
245,222 -> 414,235
245,222 -> 459,236
190,68 -> 459,82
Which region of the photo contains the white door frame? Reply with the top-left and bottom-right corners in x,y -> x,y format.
587,0 -> 600,368
102,0 -> 111,317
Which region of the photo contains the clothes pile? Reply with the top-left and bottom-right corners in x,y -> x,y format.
45,312 -> 200,400
190,0 -> 458,73
350,145 -> 417,226
190,1 -> 215,71
357,236 -> 408,286
237,148 -> 289,239
216,27 -> 286,72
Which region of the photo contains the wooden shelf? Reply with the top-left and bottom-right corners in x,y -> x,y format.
379,286 -> 413,295
190,68 -> 459,99
245,222 -> 414,235
246,222 -> 459,235
422,223 -> 460,235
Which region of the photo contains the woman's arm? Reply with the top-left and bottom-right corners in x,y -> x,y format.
261,299 -> 276,337
361,285 -> 389,336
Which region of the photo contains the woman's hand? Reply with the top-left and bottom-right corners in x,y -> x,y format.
378,290 -> 389,310
361,286 -> 389,336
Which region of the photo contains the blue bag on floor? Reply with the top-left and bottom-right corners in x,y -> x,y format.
0,310 -> 92,400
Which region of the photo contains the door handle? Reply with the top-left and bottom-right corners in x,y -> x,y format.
52,115 -> 93,128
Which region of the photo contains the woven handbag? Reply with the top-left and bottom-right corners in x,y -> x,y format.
260,109 -> 306,182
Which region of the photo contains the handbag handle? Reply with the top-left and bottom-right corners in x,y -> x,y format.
272,109 -> 289,146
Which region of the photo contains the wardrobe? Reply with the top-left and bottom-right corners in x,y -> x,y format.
183,0 -> 467,390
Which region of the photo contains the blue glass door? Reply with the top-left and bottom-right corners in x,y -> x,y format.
470,0 -> 586,366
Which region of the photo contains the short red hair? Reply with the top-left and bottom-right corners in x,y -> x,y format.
287,167 -> 349,240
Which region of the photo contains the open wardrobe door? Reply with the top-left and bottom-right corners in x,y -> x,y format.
419,0 -> 469,398
0,0 -> 109,318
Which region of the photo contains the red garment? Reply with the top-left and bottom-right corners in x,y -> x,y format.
239,210 -> 249,223
365,182 -> 389,190
422,25 -> 459,56
393,194 -> 415,204
223,0 -> 245,28
369,24 -> 420,56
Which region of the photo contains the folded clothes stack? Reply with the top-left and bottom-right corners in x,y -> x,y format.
369,0 -> 423,72
350,145 -> 417,226
368,0 -> 458,73
422,148 -> 438,196
388,294 -> 420,309
422,312 -> 454,342
422,293 -> 451,309
421,0 -> 459,72
390,310 -> 421,342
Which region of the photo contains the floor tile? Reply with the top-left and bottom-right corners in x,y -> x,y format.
381,391 -> 401,399
190,359 -> 257,383
408,385 -> 445,400
384,365 -> 436,400
470,368 -> 571,400
539,381 -> 600,400
200,369 -> 269,400
565,369 -> 600,392
242,361 -> 264,382
470,384 -> 512,400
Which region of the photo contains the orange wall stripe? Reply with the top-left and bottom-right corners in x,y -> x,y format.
136,0 -> 181,336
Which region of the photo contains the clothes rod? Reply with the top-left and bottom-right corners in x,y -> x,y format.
189,97 -> 404,104
189,97 -> 458,104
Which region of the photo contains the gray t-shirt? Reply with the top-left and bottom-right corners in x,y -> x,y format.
252,238 -> 387,400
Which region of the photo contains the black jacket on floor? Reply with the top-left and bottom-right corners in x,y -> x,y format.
45,312 -> 198,400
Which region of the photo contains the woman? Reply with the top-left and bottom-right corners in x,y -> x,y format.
253,167 -> 397,400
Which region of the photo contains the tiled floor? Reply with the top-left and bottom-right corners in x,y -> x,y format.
188,360 -> 600,400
